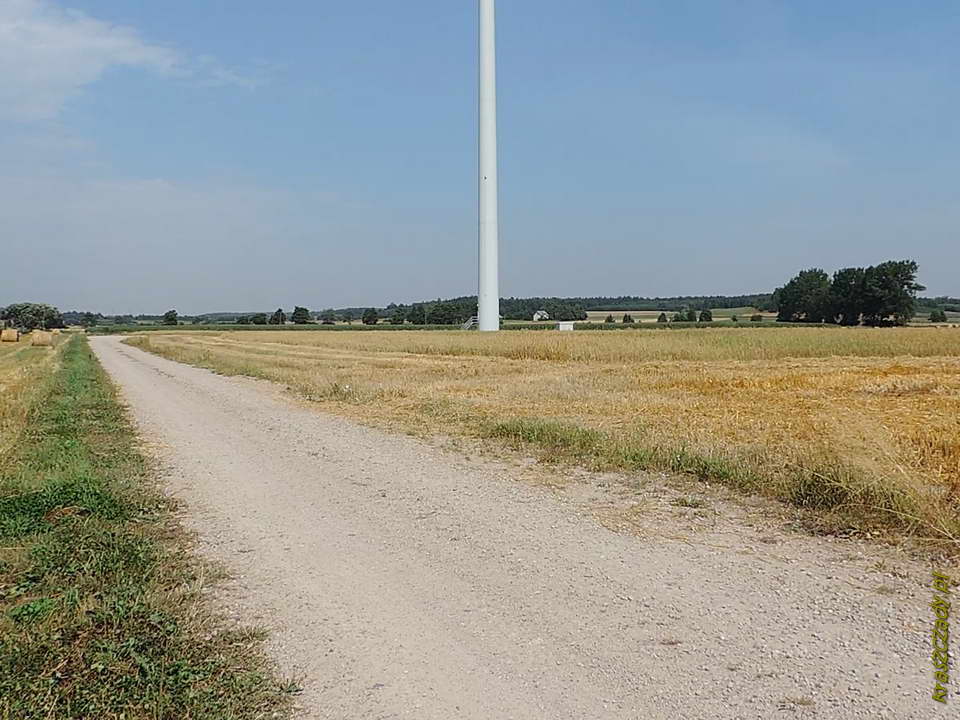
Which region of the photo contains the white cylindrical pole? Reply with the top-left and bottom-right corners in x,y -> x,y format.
478,0 -> 500,331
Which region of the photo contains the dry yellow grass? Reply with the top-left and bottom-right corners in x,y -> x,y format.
126,327 -> 960,544
0,334 -> 62,466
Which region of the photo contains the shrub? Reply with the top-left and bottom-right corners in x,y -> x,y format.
604,315 -> 615,324
657,313 -> 668,323
622,314 -> 635,324
751,314 -> 764,322
699,309 -> 713,322
930,309 -> 948,323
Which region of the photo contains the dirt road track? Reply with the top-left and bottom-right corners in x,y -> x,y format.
91,336 -> 936,719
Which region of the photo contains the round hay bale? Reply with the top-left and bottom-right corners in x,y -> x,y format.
1,328 -> 20,343
31,331 -> 53,347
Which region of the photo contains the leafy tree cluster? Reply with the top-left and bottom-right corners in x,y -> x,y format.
917,296 -> 960,311
291,306 -> 312,324
775,260 -> 925,326
571,294 -> 776,312
930,309 -> 949,323
162,310 -> 179,326
672,308 -> 698,322
1,303 -> 66,330
269,308 -> 287,325
61,310 -> 104,327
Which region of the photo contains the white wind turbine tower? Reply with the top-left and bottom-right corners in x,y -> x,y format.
477,0 -> 500,331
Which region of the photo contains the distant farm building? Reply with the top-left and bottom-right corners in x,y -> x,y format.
533,310 -> 550,321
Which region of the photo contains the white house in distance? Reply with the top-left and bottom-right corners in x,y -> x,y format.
533,310 -> 550,321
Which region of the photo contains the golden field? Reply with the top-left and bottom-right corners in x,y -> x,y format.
126,327 -> 960,544
0,333 -> 61,467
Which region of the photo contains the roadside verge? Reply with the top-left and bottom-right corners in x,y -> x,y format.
0,336 -> 293,719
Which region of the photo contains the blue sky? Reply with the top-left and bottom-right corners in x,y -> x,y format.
1,0 -> 957,313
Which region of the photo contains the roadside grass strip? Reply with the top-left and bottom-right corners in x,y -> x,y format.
0,336 -> 294,720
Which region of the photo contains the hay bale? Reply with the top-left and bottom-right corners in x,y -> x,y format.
31,331 -> 53,347
1,328 -> 19,343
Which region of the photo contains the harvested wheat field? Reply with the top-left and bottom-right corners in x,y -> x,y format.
0,332 -> 61,467
127,327 -> 960,545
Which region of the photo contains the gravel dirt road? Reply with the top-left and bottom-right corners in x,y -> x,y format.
91,336 -> 942,719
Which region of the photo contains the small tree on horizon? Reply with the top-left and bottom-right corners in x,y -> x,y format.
657,312 -> 668,323
604,314 -> 615,324
269,308 -> 286,325
930,309 -> 948,323
622,314 -> 635,324
699,309 -> 713,322
291,306 -> 311,324
162,310 -> 178,326
362,308 -> 379,325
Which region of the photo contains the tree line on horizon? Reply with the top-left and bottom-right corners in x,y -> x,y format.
5,260 -> 954,329
773,260 -> 929,326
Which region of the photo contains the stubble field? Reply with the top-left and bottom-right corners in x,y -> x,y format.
126,327 -> 960,546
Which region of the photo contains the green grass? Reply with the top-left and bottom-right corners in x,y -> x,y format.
480,416 -> 932,538
0,336 -> 294,720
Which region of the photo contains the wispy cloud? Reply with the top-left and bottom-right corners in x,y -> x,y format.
0,0 -> 259,120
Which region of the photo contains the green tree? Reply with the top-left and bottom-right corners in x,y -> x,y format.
775,269 -> 831,322
407,305 -> 427,325
829,267 -> 866,326
2,303 -> 66,330
390,306 -> 408,325
699,309 -> 713,322
657,313 -> 668,323
291,306 -> 311,324
162,310 -> 179,326
319,309 -> 337,325
269,308 -> 286,325
604,314 -> 615,324
731,315 -> 739,323
426,302 -> 463,325
861,260 -> 925,326
251,313 -> 268,325
235,316 -> 251,325
930,309 -> 948,323
750,314 -> 764,322
622,314 -> 635,324
361,308 -> 379,325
